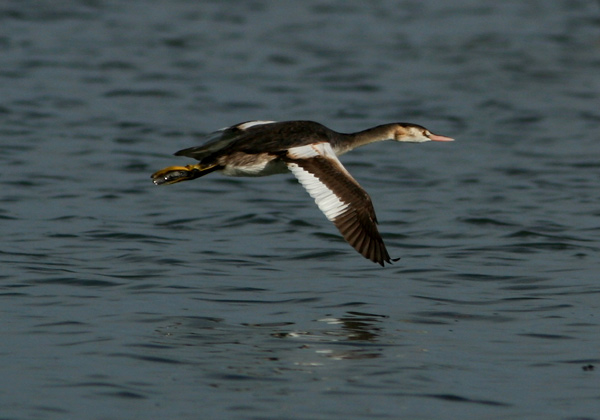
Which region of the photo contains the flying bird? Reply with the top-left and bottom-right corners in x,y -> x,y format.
151,120 -> 453,266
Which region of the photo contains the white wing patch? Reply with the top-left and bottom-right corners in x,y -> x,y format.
286,143 -> 350,221
287,142 -> 329,159
234,120 -> 277,131
288,163 -> 350,221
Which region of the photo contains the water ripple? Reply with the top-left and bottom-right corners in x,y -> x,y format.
2,1 -> 600,419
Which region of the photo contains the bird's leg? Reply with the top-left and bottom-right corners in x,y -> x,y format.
151,163 -> 218,185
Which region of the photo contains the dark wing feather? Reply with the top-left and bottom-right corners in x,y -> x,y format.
175,120 -> 278,160
176,120 -> 335,160
284,143 -> 394,266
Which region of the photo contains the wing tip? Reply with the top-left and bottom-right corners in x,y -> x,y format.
377,256 -> 401,267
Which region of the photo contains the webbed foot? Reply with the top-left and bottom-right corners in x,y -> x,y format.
151,165 -> 201,185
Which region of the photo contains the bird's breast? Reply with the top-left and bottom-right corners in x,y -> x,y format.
218,153 -> 289,177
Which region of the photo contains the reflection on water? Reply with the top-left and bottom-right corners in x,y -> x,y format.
273,311 -> 386,343
321,311 -> 388,341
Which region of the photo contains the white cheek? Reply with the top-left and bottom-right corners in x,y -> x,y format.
407,136 -> 431,143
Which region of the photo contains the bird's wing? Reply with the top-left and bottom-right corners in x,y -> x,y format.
175,120 -> 277,160
284,142 -> 394,266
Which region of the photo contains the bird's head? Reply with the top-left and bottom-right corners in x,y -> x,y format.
394,123 -> 454,143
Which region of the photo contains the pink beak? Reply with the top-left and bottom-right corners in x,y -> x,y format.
429,133 -> 454,142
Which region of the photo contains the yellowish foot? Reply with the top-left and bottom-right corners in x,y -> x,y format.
151,164 -> 201,185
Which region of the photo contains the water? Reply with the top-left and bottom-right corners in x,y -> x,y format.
1,1 -> 600,419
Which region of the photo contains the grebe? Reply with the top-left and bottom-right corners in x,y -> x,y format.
151,120 -> 453,266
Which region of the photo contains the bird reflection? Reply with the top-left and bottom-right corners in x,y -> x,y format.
320,311 -> 388,342
272,311 -> 389,360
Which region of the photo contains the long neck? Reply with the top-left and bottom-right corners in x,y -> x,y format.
334,124 -> 397,155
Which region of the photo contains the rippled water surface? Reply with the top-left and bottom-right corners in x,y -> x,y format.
2,1 -> 600,419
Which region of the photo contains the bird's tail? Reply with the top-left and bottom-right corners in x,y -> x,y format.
151,163 -> 219,185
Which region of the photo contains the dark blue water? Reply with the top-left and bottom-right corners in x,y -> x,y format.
2,1 -> 600,419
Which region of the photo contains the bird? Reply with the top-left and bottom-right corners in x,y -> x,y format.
151,120 -> 453,266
